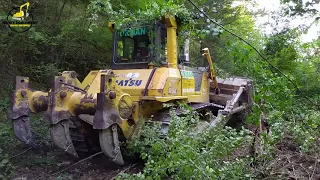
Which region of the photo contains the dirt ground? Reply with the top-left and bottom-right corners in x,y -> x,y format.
10,145 -> 144,180
5,125 -> 320,180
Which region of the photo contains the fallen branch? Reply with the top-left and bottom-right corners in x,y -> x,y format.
110,163 -> 137,180
10,147 -> 32,159
310,159 -> 317,180
10,140 -> 45,159
51,151 -> 103,176
286,155 -> 298,180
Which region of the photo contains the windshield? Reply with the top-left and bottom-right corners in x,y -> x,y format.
115,26 -> 152,64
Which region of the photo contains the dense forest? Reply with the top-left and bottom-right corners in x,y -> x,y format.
0,0 -> 319,179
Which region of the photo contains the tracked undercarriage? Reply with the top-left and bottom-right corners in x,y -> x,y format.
49,100 -> 250,160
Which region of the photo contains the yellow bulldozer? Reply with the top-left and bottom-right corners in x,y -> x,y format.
9,16 -> 253,165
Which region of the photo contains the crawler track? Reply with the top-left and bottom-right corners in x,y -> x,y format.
69,119 -> 100,157
67,102 -> 246,158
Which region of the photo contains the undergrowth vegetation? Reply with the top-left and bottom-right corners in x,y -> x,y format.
116,95 -> 320,179
0,98 -> 54,179
119,106 -> 254,179
0,98 -> 15,178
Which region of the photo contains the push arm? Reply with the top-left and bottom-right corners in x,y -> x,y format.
202,48 -> 219,93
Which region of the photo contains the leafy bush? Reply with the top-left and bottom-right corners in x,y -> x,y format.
0,98 -> 9,112
288,110 -> 320,152
0,99 -> 15,179
119,106 -> 254,179
0,148 -> 14,179
22,62 -> 60,85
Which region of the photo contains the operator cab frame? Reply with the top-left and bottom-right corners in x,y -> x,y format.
110,21 -> 168,70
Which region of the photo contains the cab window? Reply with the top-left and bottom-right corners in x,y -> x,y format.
115,27 -> 152,63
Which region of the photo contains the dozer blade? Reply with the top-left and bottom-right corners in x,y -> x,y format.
50,119 -> 78,157
12,116 -> 37,147
99,124 -> 124,165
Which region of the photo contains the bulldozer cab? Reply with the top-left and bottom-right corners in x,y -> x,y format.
114,26 -> 151,63
111,22 -> 168,69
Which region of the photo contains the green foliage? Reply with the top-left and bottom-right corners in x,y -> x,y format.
0,97 -> 52,178
288,109 -> 320,152
0,98 -> 9,112
0,99 -> 12,146
294,39 -> 320,95
0,99 -> 15,179
0,0 -> 112,92
119,106 -> 253,179
264,29 -> 300,72
88,0 -> 194,30
23,62 -> 60,85
0,148 -> 14,179
281,0 -> 320,17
